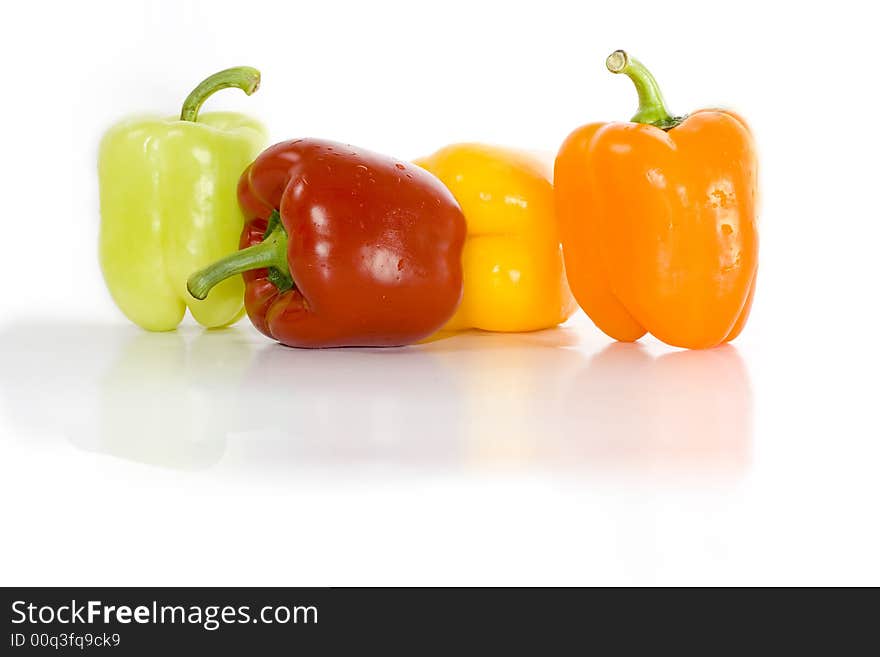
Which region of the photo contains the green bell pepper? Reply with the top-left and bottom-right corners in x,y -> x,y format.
98,67 -> 268,331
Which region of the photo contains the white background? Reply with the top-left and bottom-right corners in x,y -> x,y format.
1,0 -> 878,585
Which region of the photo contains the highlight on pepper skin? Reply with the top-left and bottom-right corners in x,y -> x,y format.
554,50 -> 758,350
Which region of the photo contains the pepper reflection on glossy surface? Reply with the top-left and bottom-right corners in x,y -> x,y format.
0,321 -> 751,474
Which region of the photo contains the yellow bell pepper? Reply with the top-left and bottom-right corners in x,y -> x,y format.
415,143 -> 576,332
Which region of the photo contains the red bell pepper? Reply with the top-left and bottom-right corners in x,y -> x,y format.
188,139 -> 467,348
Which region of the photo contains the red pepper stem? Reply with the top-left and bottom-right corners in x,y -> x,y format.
606,50 -> 679,129
187,224 -> 289,301
179,66 -> 261,123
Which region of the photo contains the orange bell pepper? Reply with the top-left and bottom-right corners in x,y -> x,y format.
554,50 -> 758,349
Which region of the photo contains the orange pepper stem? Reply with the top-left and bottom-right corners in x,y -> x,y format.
606,50 -> 683,130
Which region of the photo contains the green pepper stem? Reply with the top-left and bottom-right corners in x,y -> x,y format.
179,66 -> 261,123
187,225 -> 288,300
606,50 -> 678,129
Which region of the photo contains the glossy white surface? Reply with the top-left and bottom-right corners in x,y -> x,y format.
1,313 -> 878,585
2,0 -> 879,585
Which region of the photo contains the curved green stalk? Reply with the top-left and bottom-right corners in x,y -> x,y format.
180,66 -> 261,123
187,217 -> 290,300
606,50 -> 683,130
